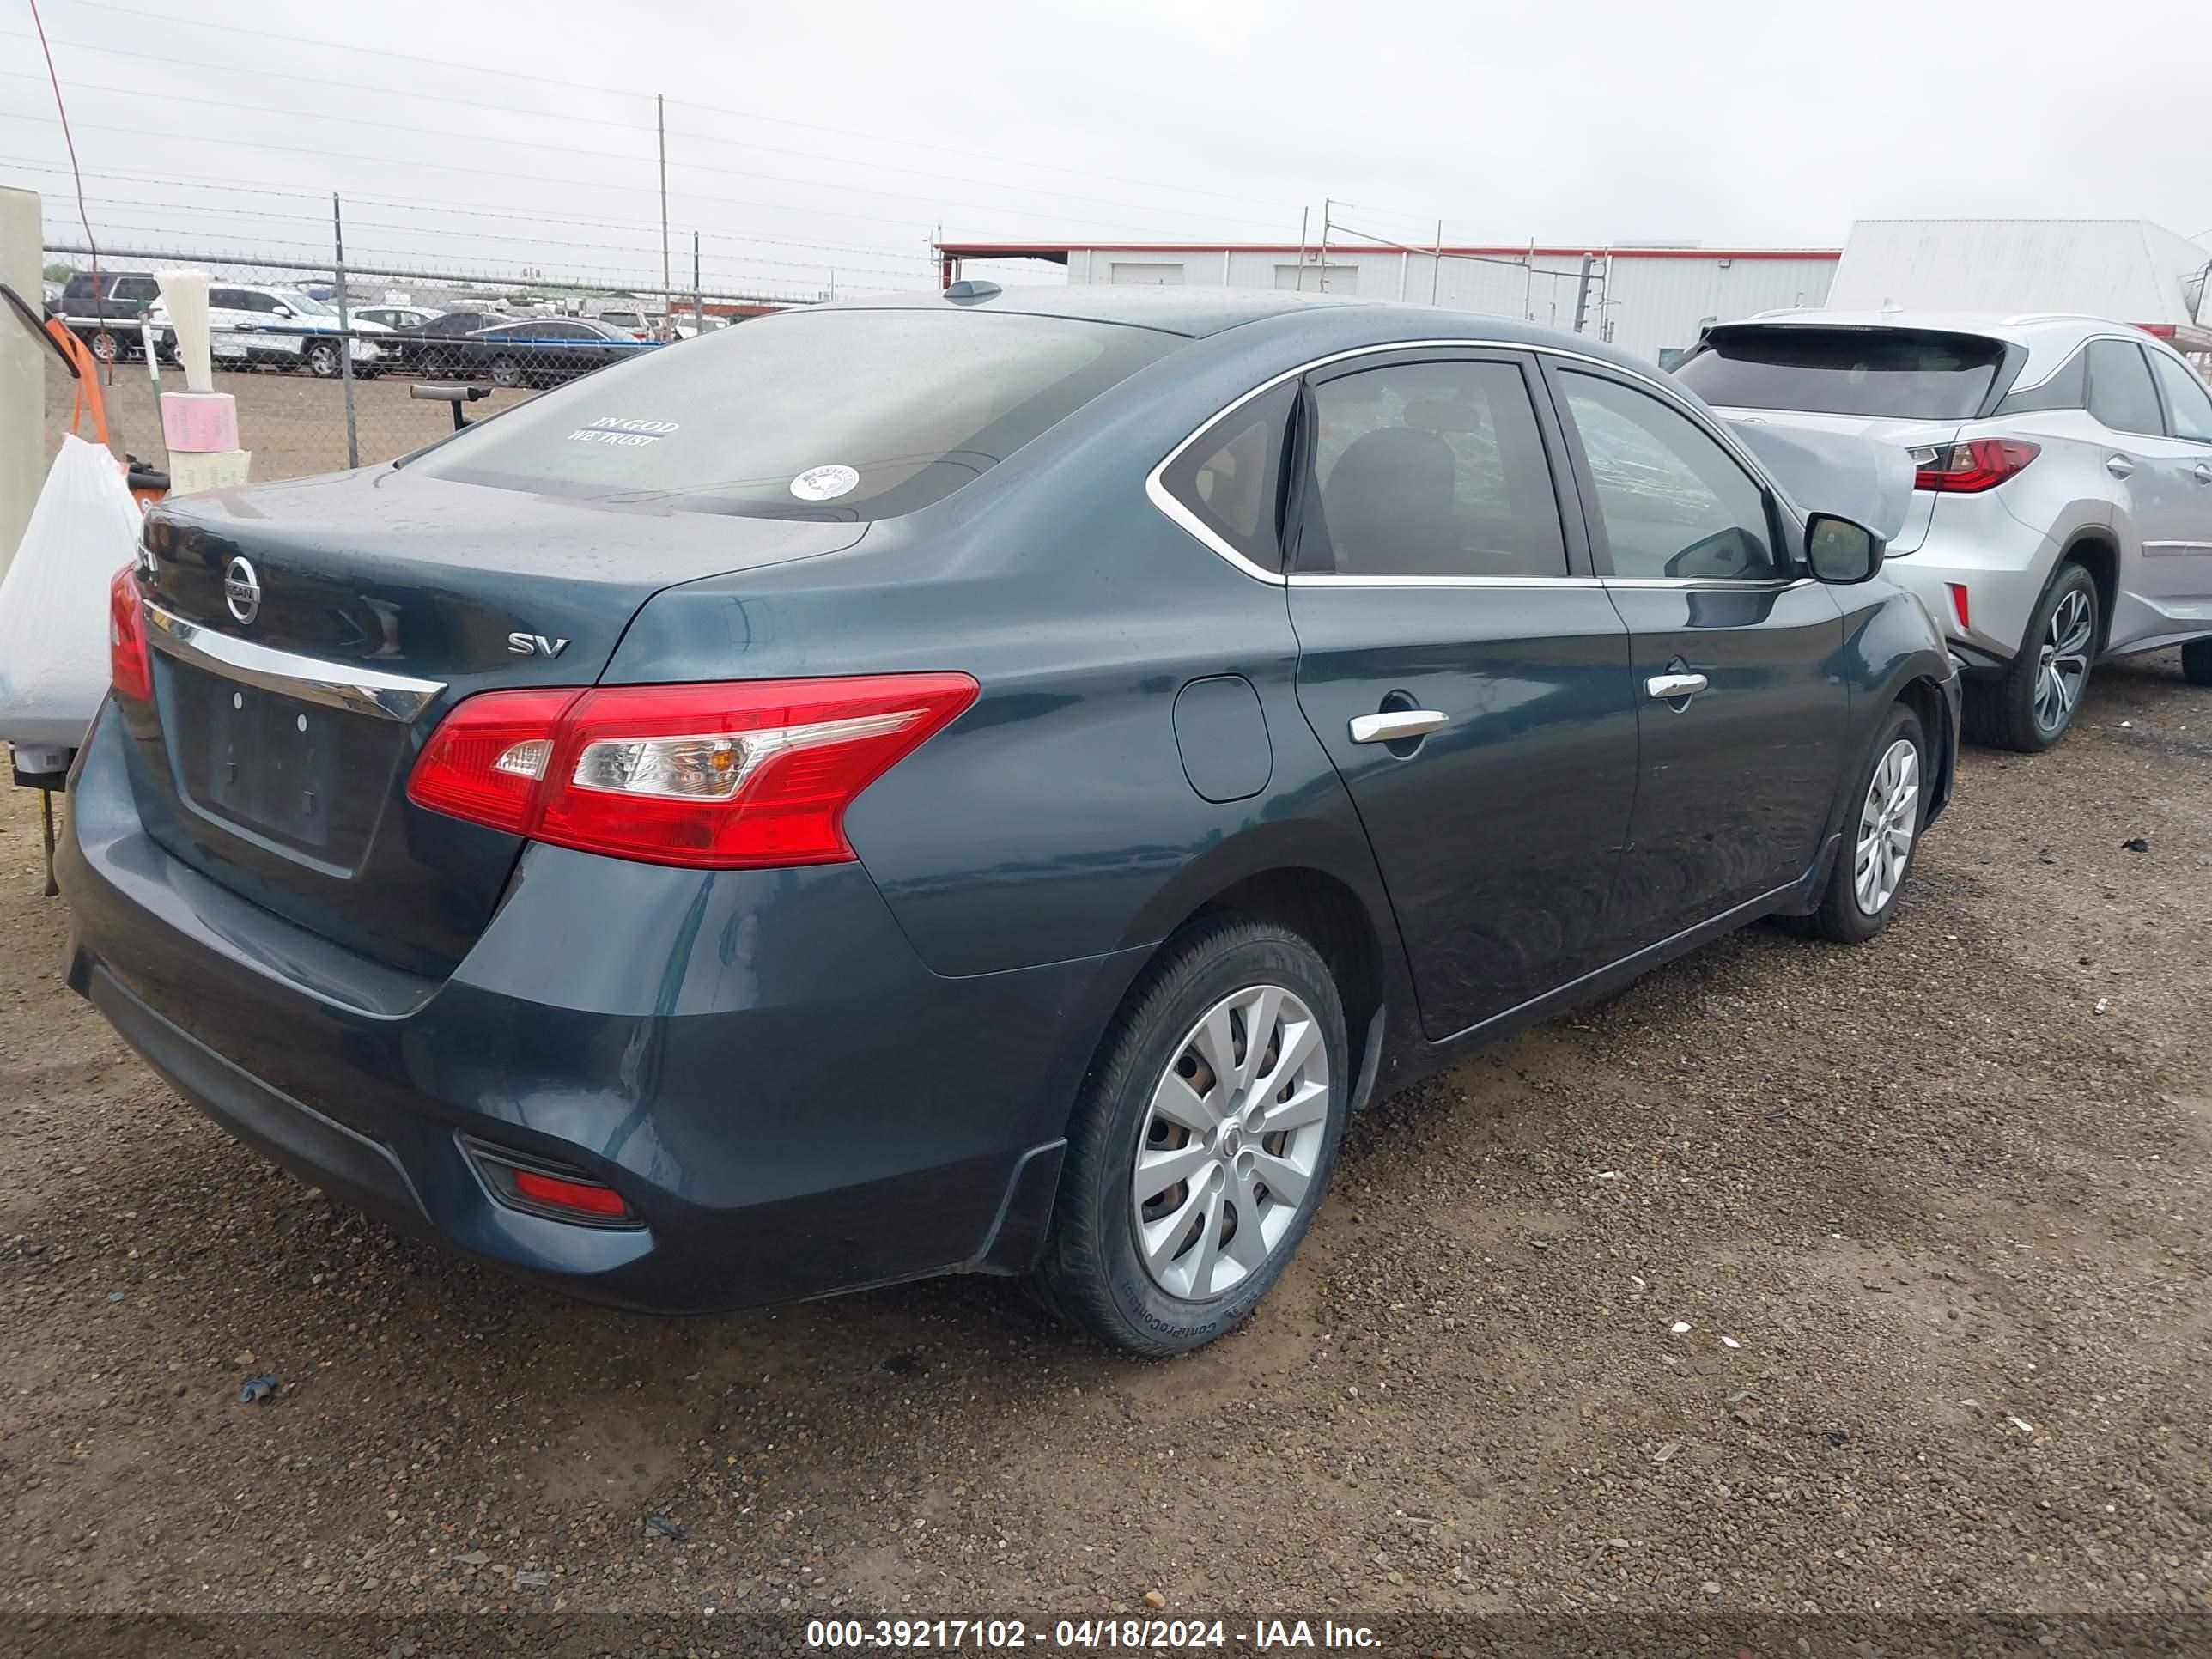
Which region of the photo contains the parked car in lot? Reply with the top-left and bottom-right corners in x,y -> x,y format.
1676,311 -> 2212,750
64,288 -> 1957,1354
465,317 -> 657,386
53,269 -> 163,362
351,304 -> 443,332
148,283 -> 392,378
384,310 -> 512,374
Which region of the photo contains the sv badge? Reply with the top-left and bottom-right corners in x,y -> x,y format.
507,632 -> 571,659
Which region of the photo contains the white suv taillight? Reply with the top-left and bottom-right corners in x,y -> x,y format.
406,675 -> 978,867
1909,437 -> 2040,493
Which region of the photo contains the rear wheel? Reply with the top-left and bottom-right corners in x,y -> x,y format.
2183,637 -> 2212,687
88,328 -> 121,364
1809,702 -> 1928,945
1961,562 -> 2098,751
305,340 -> 343,379
489,354 -> 525,389
1030,918 -> 1348,1356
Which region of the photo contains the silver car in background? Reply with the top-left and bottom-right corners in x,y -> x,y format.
1676,311 -> 2212,749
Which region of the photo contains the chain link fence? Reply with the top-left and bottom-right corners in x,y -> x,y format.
41,247 -> 793,488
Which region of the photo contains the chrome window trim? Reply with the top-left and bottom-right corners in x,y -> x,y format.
143,601 -> 447,722
2142,540 -> 2212,558
1146,337 -> 1789,587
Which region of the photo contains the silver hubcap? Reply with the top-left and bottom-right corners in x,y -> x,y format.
1132,984 -> 1330,1304
1853,738 -> 1921,916
2034,589 -> 2094,732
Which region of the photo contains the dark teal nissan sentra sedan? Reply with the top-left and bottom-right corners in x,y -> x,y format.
61,284 -> 1956,1354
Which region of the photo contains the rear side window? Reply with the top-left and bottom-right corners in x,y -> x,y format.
423,308 -> 1181,520
2087,340 -> 2162,435
1297,360 -> 1567,579
1996,349 -> 2087,416
2147,350 -> 2212,443
1158,380 -> 1296,571
112,276 -> 159,303
1674,326 -> 2005,419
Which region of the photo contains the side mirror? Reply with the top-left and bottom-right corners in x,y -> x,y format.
1805,514 -> 1884,585
271,305 -> 293,319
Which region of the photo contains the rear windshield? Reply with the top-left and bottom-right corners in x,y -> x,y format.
422,307 -> 1182,520
1674,326 -> 2007,419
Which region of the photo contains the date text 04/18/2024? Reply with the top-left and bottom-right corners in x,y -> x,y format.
804,1620 -> 1381,1650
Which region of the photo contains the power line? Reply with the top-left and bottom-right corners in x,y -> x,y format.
0,159 -> 933,263
49,0 -> 1304,215
0,29 -> 1296,235
52,193 -> 929,281
0,100 -> 1249,245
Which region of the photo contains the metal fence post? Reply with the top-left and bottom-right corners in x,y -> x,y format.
332,191 -> 358,470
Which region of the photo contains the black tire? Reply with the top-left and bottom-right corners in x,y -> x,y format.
305,340 -> 342,379
420,347 -> 453,376
2183,638 -> 2212,687
489,355 -> 525,389
1030,918 -> 1349,1357
1809,703 -> 1929,945
88,328 -> 120,364
1960,561 -> 2099,751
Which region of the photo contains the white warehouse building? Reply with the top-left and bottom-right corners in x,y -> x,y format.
935,240 -> 1841,364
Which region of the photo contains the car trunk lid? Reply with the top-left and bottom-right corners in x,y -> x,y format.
130,465 -> 864,975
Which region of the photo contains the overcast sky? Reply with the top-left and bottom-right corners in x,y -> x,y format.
4,0 -> 2206,300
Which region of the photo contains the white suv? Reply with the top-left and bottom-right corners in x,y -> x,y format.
149,283 -> 391,379
1677,311 -> 2212,749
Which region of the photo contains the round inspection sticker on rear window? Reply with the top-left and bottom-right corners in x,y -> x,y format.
789,464 -> 860,501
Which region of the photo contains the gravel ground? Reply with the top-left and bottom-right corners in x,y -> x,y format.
2,656 -> 2208,1650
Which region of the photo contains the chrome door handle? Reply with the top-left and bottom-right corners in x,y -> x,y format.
1349,709 -> 1449,744
2106,454 -> 2136,479
2195,462 -> 2212,485
1645,672 -> 1709,701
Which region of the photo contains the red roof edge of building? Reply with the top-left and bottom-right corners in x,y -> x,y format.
937,241 -> 1841,263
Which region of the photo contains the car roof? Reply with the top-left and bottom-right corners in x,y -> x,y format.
821,283 -> 1369,338
1714,307 -> 2174,386
804,284 -> 1692,373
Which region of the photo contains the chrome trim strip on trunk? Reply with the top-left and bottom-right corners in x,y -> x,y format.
142,601 -> 447,722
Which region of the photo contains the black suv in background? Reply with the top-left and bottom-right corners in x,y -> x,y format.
52,270 -> 163,362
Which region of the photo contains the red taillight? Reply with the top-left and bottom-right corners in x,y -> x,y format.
1911,437 -> 2040,493
1947,583 -> 1971,631
406,673 -> 978,868
406,686 -> 578,835
108,565 -> 153,702
511,1167 -> 629,1219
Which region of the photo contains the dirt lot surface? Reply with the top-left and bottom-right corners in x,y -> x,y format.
46,360 -> 540,482
2,658 -> 2209,1650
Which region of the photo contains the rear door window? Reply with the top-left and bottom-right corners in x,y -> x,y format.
2147,350 -> 2212,444
1296,359 -> 1567,579
2087,339 -> 2164,435
1674,326 -> 2006,419
423,308 -> 1182,520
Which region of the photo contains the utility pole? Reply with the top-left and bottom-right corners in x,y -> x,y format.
657,94 -> 672,309
1430,218 -> 1443,305
1294,207 -> 1309,291
1571,252 -> 1595,334
332,191 -> 358,469
1318,198 -> 1332,292
692,232 -> 702,334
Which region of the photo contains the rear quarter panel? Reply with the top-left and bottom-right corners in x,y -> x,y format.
603,317 -> 1411,985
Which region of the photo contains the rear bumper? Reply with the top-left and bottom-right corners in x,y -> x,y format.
60,707 -> 1139,1312
1883,492 -> 2076,669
